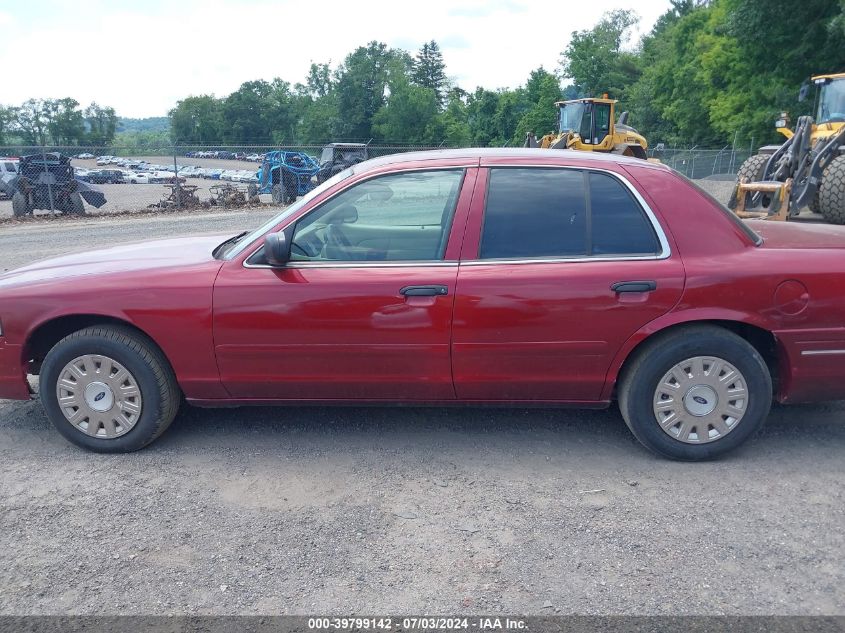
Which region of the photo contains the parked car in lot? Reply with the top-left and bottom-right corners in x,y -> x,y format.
95,156 -> 113,166
87,169 -> 125,184
124,172 -> 150,184
0,158 -> 19,199
76,153 -> 95,160
2,148 -> 845,458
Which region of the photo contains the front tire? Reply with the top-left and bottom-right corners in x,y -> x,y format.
729,154 -> 770,210
40,326 -> 180,453
618,326 -> 772,460
12,191 -> 32,217
64,192 -> 86,215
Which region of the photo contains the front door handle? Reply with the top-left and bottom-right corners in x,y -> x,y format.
611,280 -> 657,293
400,285 -> 449,297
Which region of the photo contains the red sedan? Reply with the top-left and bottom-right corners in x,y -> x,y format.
1,148 -> 844,459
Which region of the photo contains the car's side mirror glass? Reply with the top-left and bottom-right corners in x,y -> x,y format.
264,232 -> 290,266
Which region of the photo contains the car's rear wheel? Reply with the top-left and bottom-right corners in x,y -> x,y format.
40,326 -> 180,453
618,325 -> 772,460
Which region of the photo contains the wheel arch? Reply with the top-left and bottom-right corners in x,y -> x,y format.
606,318 -> 783,401
23,314 -> 171,376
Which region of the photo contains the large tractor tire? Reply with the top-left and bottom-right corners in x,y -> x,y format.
736,154 -> 768,183
12,191 -> 32,217
730,154 -> 770,210
818,155 -> 845,225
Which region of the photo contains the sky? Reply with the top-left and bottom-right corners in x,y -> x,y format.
0,0 -> 672,118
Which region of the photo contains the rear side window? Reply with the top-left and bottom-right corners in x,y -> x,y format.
590,172 -> 659,255
3,162 -> 16,172
480,169 -> 587,259
480,167 -> 660,259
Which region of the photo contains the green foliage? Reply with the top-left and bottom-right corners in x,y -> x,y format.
560,10 -> 642,101
169,95 -> 223,144
412,41 -> 449,106
559,0 -> 845,147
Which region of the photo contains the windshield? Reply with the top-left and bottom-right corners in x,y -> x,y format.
222,167 -> 355,260
817,78 -> 845,123
559,102 -> 586,133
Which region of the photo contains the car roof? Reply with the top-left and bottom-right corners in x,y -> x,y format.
353,147 -> 668,173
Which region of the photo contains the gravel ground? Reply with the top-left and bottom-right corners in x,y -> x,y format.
0,197 -> 843,616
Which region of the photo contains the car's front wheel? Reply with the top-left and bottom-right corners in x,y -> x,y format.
618,325 -> 772,460
40,326 -> 181,452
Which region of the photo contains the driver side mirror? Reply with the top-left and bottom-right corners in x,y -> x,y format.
264,232 -> 290,267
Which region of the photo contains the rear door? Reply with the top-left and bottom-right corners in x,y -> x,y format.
452,165 -> 685,402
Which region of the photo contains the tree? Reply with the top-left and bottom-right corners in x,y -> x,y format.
0,106 -> 16,145
513,67 -> 562,143
169,95 -> 222,144
441,90 -> 471,146
373,69 -> 441,144
333,42 -> 409,141
412,40 -> 448,107
559,10 -> 642,100
304,62 -> 333,98
15,99 -> 51,145
84,103 -> 118,146
46,98 -> 85,145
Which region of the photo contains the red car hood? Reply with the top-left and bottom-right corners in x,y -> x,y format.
750,220 -> 845,249
0,235 -> 228,289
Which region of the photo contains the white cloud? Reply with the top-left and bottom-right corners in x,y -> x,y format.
0,0 -> 671,117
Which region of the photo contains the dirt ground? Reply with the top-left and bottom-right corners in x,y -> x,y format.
0,156 -> 269,219
0,202 -> 842,616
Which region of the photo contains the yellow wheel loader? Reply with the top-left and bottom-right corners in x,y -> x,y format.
524,96 -> 650,159
729,73 -> 845,224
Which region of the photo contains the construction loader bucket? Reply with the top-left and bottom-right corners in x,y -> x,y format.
731,178 -> 793,221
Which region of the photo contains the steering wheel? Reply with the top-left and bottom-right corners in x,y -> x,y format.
290,242 -> 309,257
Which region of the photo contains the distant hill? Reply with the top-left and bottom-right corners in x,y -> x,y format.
117,117 -> 169,133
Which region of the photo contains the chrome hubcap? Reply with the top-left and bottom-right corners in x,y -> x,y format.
653,356 -> 748,444
56,355 -> 143,439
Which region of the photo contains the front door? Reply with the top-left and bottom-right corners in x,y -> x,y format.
452,166 -> 684,402
213,167 -> 475,400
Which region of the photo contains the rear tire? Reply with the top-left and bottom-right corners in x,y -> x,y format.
271,183 -> 283,205
819,155 -> 845,225
64,192 -> 86,215
12,191 -> 32,217
40,326 -> 181,453
618,325 -> 772,461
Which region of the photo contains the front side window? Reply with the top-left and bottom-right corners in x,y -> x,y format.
290,169 -> 464,262
480,168 -> 661,260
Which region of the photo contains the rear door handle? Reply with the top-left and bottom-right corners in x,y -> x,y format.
611,280 -> 657,293
400,285 -> 449,297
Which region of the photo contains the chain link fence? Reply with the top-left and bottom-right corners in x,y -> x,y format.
0,143 -> 749,219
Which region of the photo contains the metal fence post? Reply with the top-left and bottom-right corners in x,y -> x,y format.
173,145 -> 181,210
41,145 -> 55,215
